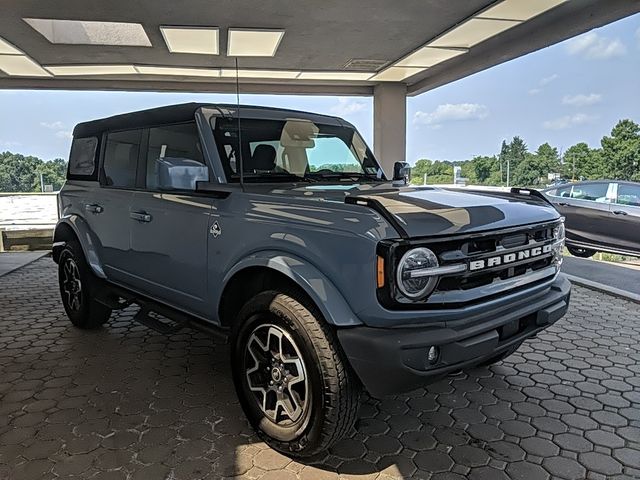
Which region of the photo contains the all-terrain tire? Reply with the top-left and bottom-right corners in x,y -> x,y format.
58,240 -> 112,329
231,290 -> 361,457
567,245 -> 596,258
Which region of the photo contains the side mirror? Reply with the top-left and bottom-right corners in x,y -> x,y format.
393,161 -> 411,184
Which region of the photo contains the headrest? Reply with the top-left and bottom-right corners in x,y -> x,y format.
247,144 -> 277,172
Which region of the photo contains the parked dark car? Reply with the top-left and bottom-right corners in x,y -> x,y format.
542,180 -> 640,257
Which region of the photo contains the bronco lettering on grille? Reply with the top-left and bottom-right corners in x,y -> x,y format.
469,244 -> 553,271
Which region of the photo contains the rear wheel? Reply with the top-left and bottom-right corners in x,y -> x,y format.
58,241 -> 111,329
567,246 -> 596,258
231,291 -> 360,457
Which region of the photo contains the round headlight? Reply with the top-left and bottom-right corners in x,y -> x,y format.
396,247 -> 439,299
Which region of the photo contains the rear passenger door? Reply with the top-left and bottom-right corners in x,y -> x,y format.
553,182 -> 613,246
609,183 -> 640,254
128,122 -> 214,316
87,129 -> 142,284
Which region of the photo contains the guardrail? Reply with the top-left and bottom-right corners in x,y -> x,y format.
0,193 -> 58,251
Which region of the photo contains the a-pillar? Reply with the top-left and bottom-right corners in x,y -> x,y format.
373,83 -> 407,178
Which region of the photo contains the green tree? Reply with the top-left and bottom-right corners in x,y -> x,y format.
0,152 -> 67,192
499,136 -> 528,186
562,143 -> 603,180
471,155 -> 499,184
511,153 -> 540,187
35,158 -> 67,191
0,152 -> 43,192
601,119 -> 640,181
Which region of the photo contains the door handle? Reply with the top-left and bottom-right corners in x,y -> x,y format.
130,211 -> 152,222
557,202 -> 570,207
85,203 -> 103,214
612,210 -> 628,215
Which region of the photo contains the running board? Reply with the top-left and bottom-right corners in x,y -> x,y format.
92,281 -> 229,340
133,304 -> 188,335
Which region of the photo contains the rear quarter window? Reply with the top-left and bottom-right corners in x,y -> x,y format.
68,137 -> 98,177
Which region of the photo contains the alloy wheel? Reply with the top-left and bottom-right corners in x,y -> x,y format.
244,323 -> 309,425
62,257 -> 82,311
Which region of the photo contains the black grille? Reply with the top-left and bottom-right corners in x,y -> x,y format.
377,220 -> 561,310
433,223 -> 556,295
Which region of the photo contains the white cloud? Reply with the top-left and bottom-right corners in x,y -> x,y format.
41,121 -> 64,130
539,74 -> 558,86
562,93 -> 602,107
543,113 -> 597,130
414,103 -> 489,126
527,74 -> 557,96
55,130 -> 72,139
566,31 -> 626,59
330,98 -> 367,116
0,140 -> 22,148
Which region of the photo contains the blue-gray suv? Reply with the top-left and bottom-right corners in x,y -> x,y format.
53,103 -> 570,456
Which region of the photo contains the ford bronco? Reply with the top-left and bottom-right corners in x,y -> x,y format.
53,103 -> 570,456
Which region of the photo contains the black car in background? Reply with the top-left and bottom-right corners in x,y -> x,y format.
542,180 -> 640,258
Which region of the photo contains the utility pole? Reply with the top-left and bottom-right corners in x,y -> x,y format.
40,173 -> 44,193
506,159 -> 510,188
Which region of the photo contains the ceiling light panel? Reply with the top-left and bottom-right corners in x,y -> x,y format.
24,18 -> 151,46
136,65 -> 220,77
429,18 -> 520,48
0,55 -> 51,76
160,26 -> 219,54
0,37 -> 22,55
297,71 -> 374,80
477,0 -> 568,21
45,65 -> 137,75
395,47 -> 466,68
370,67 -> 425,82
227,29 -> 285,56
220,69 -> 299,79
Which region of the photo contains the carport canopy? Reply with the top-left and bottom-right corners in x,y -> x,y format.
1,0 -> 639,174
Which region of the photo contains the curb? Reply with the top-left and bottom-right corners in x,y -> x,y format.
565,273 -> 640,304
0,251 -> 50,278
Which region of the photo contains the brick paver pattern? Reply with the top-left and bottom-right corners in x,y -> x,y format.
1,258 -> 640,479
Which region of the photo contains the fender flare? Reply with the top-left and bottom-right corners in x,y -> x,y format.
221,251 -> 362,327
53,215 -> 107,279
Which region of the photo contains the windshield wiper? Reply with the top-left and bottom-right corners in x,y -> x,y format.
242,172 -> 319,183
306,171 -> 381,182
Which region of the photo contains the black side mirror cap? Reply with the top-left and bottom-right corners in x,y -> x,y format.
393,162 -> 411,184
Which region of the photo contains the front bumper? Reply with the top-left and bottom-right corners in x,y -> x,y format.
338,274 -> 571,397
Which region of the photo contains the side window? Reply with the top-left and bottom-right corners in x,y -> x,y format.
569,183 -> 609,202
615,184 -> 640,207
554,186 -> 570,197
69,137 -> 98,176
145,123 -> 208,191
103,129 -> 142,188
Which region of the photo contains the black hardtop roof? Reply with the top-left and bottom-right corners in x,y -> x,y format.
72,102 -> 344,138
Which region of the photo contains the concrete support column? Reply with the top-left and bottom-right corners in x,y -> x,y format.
373,83 -> 407,178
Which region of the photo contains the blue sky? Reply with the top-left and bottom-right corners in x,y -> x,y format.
1,13 -> 638,165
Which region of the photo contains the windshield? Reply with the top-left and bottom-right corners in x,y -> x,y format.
210,116 -> 383,183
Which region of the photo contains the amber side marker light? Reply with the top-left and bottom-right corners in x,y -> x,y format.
377,256 -> 385,288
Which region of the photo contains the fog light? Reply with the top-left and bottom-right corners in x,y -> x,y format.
427,346 -> 439,364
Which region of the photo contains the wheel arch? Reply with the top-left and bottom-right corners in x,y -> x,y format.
218,253 -> 361,328
53,216 -> 107,279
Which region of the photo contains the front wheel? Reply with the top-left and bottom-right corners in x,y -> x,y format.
567,245 -> 596,258
231,291 -> 360,457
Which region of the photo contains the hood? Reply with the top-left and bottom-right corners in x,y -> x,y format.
244,183 -> 560,238
348,186 -> 560,238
